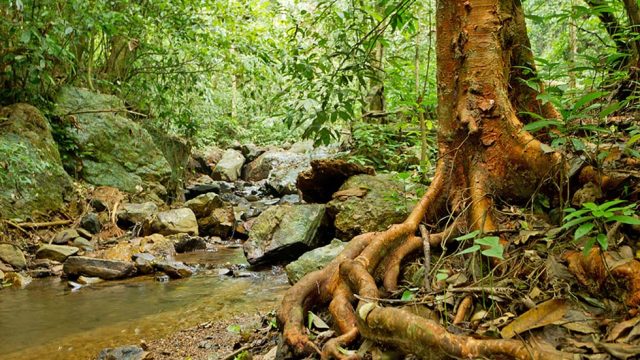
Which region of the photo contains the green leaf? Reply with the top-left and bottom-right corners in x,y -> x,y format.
476,236 -> 504,259
455,230 -> 480,241
599,199 -> 627,211
606,216 -> 640,225
574,222 -> 594,240
596,234 -> 608,251
562,216 -> 594,229
573,91 -> 608,110
522,119 -> 564,132
458,244 -> 481,256
226,324 -> 241,333
582,238 -> 597,257
401,290 -> 414,301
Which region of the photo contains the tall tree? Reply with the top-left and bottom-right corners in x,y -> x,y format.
277,0 -> 565,358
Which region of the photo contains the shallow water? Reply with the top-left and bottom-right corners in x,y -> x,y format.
0,248 -> 289,360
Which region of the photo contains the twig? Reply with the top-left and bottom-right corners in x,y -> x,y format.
8,219 -> 72,228
63,108 -> 148,118
419,224 -> 432,292
4,220 -> 30,236
453,295 -> 473,325
222,344 -> 251,360
444,287 -> 515,295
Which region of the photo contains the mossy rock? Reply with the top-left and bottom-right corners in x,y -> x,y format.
327,174 -> 424,239
0,104 -> 72,219
54,87 -> 171,195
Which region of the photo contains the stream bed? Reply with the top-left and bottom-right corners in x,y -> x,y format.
0,247 -> 289,360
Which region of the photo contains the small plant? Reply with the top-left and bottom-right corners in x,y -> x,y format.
562,200 -> 640,255
454,230 -> 504,260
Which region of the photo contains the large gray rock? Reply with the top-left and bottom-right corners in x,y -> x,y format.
211,149 -> 245,181
242,150 -> 306,182
117,202 -> 158,227
0,104 -> 72,219
146,208 -> 198,236
97,345 -> 148,360
154,260 -> 194,278
63,256 -> 136,280
36,244 -> 79,262
243,204 -> 326,265
285,239 -> 347,284
185,192 -> 224,218
327,174 -> 424,239
0,244 -> 27,269
52,229 -> 81,245
54,87 -> 171,195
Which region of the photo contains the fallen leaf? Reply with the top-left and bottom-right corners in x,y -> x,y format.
501,299 -> 569,339
597,341 -> 640,360
606,317 -> 640,343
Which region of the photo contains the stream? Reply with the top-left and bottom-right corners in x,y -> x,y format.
0,247 -> 289,360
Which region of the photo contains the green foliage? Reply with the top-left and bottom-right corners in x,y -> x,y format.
562,200 -> 640,256
455,230 -> 505,260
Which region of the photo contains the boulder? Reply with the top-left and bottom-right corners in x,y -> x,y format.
198,206 -> 236,238
52,229 -> 80,245
243,204 -> 326,265
71,237 -> 94,251
63,256 -> 136,280
80,212 -> 102,234
97,345 -> 148,360
143,125 -> 191,202
289,140 -> 314,154
4,272 -> 32,288
0,244 -> 27,269
154,260 -> 195,278
171,234 -> 207,253
117,202 -> 159,227
139,234 -> 176,259
191,146 -> 224,175
285,239 -> 347,284
133,253 -> 156,274
0,104 -> 72,218
146,208 -> 198,236
240,143 -> 265,162
297,159 -> 375,203
327,174 -> 424,239
185,192 -> 224,218
211,149 -> 245,181
242,150 -> 305,182
36,244 -> 79,262
54,87 -> 171,196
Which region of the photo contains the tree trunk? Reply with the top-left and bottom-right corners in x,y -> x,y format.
365,40 -> 386,120
277,0 -> 564,358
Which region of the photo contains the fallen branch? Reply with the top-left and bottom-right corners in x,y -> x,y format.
63,108 -> 148,118
8,219 -> 72,228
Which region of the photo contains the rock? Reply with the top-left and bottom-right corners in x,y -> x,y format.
0,244 -> 27,269
71,237 -> 94,251
171,235 -> 207,253
63,256 -> 136,280
97,345 -> 148,360
297,159 -> 375,203
117,202 -> 158,227
211,149 -> 245,181
185,192 -> 225,218
0,269 -> 4,281
279,194 -> 300,204
143,125 -> 191,202
36,244 -> 79,262
54,87 -> 171,196
327,174 -> 424,239
154,261 -> 194,278
146,208 -> 198,236
77,276 -> 103,285
155,274 -> 170,282
285,239 -> 347,284
139,234 -> 176,259
191,146 -> 224,175
243,204 -> 326,265
76,227 -> 94,240
240,143 -> 265,162
242,150 -> 304,182
133,253 -> 156,274
572,182 -> 603,207
290,140 -> 315,154
0,104 -> 72,218
52,229 -> 80,245
198,206 -> 236,238
80,212 -> 102,234
0,262 -> 14,272
4,272 -> 32,288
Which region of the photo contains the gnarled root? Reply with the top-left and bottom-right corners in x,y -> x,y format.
564,248 -> 640,312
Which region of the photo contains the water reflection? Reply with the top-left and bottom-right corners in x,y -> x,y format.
0,248 -> 288,360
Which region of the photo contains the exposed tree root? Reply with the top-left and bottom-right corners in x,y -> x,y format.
564,248 -> 640,312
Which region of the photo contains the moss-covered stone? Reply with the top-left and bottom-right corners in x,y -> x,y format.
243,204 -> 326,265
327,174 -> 424,239
0,104 -> 72,219
54,87 -> 171,195
285,239 -> 347,284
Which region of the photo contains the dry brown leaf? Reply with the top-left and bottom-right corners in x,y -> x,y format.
597,342 -> 640,360
607,317 -> 640,343
331,187 -> 368,199
501,299 -> 569,339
